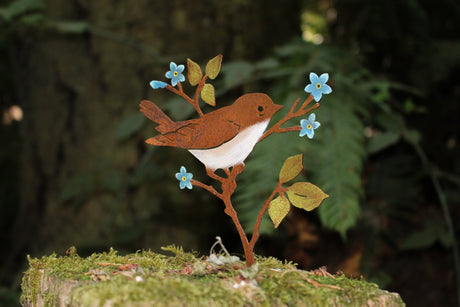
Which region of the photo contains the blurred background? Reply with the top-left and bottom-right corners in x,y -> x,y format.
1,0 -> 459,305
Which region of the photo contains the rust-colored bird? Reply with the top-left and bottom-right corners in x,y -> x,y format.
140,93 -> 283,171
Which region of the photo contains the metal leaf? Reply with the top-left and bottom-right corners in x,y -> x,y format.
286,182 -> 328,211
279,154 -> 303,183
205,54 -> 223,79
268,195 -> 290,228
201,83 -> 216,106
187,58 -> 202,86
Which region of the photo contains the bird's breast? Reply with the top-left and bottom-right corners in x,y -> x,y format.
188,120 -> 270,170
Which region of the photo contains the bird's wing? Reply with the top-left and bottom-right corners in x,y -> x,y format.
146,117 -> 240,149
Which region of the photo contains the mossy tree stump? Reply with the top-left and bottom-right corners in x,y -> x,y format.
21,247 -> 405,306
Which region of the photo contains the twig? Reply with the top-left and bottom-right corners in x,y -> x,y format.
249,183 -> 286,248
260,95 -> 320,141
191,179 -> 223,200
166,84 -> 204,117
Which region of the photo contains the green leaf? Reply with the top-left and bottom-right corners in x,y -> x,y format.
401,216 -> 451,250
0,0 -> 45,22
102,170 -> 123,193
50,21 -> 90,34
18,13 -> 44,25
286,182 -> 328,211
116,112 -> 146,141
402,129 -> 421,145
187,58 -> 202,86
205,54 -> 223,79
400,229 -> 437,250
279,154 -> 303,183
221,61 -> 254,89
268,195 -> 290,228
201,83 -> 216,106
367,131 -> 400,154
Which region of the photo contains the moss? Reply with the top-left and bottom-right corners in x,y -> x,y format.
21,247 -> 405,306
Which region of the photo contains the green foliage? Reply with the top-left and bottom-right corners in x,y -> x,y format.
115,112 -> 146,141
401,214 -> 451,250
229,41 -> 381,237
0,0 -> 89,34
0,0 -> 45,22
49,20 -> 89,34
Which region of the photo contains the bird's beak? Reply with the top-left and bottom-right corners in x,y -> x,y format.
274,104 -> 284,112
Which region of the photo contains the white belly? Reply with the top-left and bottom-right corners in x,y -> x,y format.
188,120 -> 269,170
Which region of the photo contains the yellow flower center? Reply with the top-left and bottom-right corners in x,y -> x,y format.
174,71 -> 179,77
307,124 -> 312,130
182,176 -> 187,181
316,83 -> 321,89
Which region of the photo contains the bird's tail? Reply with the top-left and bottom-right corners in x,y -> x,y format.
139,100 -> 175,133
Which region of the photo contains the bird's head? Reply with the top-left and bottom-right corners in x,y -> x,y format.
232,93 -> 283,126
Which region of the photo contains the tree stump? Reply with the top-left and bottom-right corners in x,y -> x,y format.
21,247 -> 405,306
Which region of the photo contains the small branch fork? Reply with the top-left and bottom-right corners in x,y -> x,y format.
260,95 -> 319,141
191,165 -> 286,266
187,94 -> 318,266
165,75 -> 208,117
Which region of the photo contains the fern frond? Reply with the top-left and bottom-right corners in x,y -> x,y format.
229,41 -> 373,237
306,92 -> 366,237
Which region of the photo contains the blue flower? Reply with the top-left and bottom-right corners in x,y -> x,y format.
150,80 -> 168,89
300,113 -> 321,139
165,62 -> 185,87
304,73 -> 332,102
175,166 -> 193,190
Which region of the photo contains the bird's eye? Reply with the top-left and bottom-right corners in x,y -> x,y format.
257,106 -> 264,112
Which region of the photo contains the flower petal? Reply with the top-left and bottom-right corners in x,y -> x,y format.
312,121 -> 321,129
299,129 -> 307,137
304,84 -> 315,94
308,113 -> 316,122
178,74 -> 185,82
312,92 -> 323,102
176,64 -> 185,73
307,129 -> 315,139
309,72 -> 319,84
185,181 -> 193,189
322,84 -> 332,94
165,71 -> 174,78
319,73 -> 329,84
299,119 -> 308,137
170,62 -> 177,71
150,80 -> 168,89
